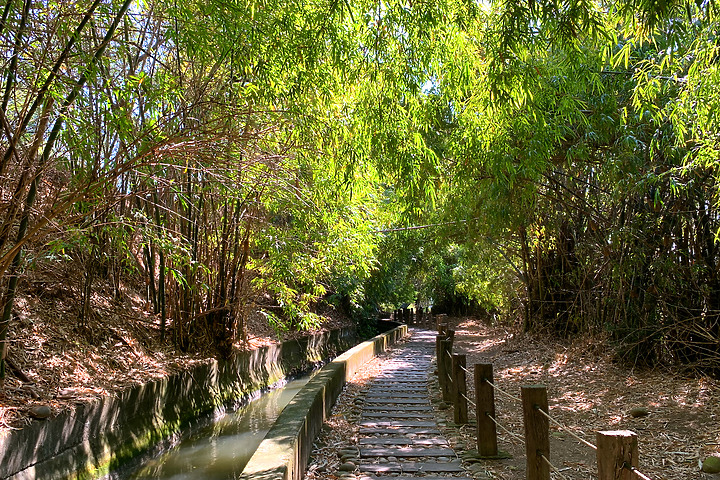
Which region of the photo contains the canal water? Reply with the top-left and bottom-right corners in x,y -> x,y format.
110,373 -> 315,480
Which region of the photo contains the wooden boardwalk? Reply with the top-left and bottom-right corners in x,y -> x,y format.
351,328 -> 472,480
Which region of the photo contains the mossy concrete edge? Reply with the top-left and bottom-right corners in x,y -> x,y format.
239,321 -> 408,480
0,328 -> 358,480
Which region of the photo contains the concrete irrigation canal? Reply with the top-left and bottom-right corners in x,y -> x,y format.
0,323 -> 407,480
109,373 -> 318,480
1,322 -> 476,480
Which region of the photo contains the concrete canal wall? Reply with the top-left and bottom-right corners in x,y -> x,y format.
0,327 -> 359,480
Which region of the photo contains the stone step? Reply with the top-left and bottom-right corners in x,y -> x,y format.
368,387 -> 427,398
371,384 -> 427,388
361,412 -> 435,419
369,383 -> 427,395
358,461 -> 464,473
359,447 -> 456,457
369,383 -> 427,390
372,374 -> 427,383
364,398 -> 427,404
359,427 -> 441,435
371,381 -> 427,386
364,397 -> 429,405
362,405 -> 432,411
366,392 -> 426,398
358,437 -> 449,446
359,477 -> 471,480
374,382 -> 428,385
359,420 -> 437,428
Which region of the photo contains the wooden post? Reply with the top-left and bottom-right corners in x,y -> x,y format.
445,329 -> 455,397
436,334 -> 446,392
440,339 -> 453,401
596,430 -> 638,480
521,385 -> 550,480
475,363 -> 498,457
417,306 -> 424,324
452,354 -> 468,424
438,322 -> 448,336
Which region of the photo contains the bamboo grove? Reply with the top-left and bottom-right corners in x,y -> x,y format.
2,0 -> 720,380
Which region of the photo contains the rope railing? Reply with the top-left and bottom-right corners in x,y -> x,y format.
485,411 -> 525,445
432,321 -> 658,480
484,378 -> 523,403
534,405 -> 598,451
628,465 -> 654,480
540,453 -> 572,480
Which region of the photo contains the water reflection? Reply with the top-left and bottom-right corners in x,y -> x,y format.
122,375 -> 313,480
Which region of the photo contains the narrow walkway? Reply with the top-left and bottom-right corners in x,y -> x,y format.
353,328 -> 472,480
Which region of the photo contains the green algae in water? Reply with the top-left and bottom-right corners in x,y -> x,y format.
117,375 -> 314,480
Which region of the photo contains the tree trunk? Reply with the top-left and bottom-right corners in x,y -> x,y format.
0,0 -> 133,380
